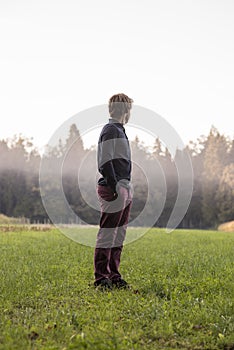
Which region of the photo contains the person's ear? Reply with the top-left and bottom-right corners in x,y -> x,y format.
124,112 -> 130,124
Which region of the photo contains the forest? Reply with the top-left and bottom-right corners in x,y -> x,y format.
0,124 -> 233,229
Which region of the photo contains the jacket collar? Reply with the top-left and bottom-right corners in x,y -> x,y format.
108,118 -> 124,129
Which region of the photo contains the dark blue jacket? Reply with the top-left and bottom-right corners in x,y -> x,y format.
97,119 -> 131,193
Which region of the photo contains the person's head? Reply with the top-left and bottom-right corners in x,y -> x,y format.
108,93 -> 133,124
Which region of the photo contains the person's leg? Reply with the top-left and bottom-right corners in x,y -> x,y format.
109,187 -> 132,281
108,246 -> 122,281
94,185 -> 125,284
109,204 -> 132,281
94,247 -> 111,283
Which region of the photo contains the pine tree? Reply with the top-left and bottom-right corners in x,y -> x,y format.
216,163 -> 234,223
202,126 -> 229,227
153,137 -> 163,158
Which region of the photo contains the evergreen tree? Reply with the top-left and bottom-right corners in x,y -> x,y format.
202,127 -> 229,227
216,163 -> 234,223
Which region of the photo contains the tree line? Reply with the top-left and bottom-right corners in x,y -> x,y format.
0,125 -> 233,228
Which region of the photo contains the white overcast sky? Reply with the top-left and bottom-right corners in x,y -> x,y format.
0,0 -> 234,152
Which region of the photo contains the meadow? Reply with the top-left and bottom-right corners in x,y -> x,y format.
0,227 -> 233,350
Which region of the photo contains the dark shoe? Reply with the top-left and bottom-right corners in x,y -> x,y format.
94,278 -> 112,290
112,278 -> 129,289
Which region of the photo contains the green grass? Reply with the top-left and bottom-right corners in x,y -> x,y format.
0,228 -> 233,350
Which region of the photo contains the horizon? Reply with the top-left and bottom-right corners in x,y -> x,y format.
0,122 -> 232,156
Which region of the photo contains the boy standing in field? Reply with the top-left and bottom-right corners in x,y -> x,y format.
94,93 -> 133,289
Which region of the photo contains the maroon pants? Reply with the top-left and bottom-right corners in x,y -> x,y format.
94,185 -> 132,283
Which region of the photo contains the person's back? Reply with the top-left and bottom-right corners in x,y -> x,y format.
97,118 -> 131,191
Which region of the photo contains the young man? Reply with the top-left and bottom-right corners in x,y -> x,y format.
94,93 -> 133,289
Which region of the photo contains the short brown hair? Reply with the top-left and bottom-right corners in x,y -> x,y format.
108,93 -> 133,120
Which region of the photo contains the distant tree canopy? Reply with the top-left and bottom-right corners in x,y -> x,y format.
0,125 -> 233,228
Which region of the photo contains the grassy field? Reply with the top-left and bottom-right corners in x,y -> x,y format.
0,227 -> 233,350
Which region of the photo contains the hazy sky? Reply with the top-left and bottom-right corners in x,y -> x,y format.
0,0 -> 234,151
